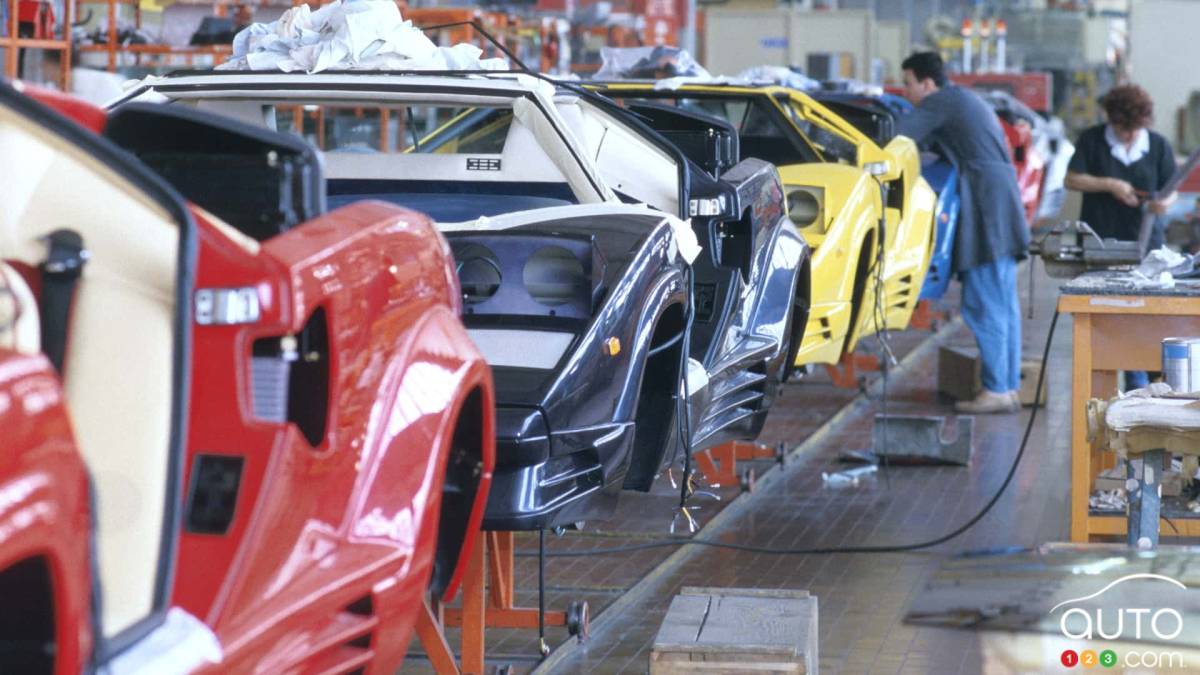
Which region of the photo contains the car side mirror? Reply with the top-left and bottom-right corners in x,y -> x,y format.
705,128 -> 736,177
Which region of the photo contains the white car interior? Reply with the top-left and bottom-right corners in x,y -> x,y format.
133,77 -> 688,228
0,103 -> 178,640
556,97 -> 681,216
158,88 -> 616,222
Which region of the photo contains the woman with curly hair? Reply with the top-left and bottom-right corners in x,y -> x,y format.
1065,84 -> 1178,390
1065,84 -> 1178,244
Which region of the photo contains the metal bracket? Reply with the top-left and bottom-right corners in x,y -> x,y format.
872,414 -> 974,466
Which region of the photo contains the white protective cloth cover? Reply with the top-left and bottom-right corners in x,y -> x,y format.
443,202 -> 702,265
735,66 -> 819,92
1105,383 -> 1200,433
1095,383 -> 1200,464
218,0 -> 508,73
593,46 -> 710,81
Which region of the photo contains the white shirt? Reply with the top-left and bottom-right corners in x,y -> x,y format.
1104,124 -> 1150,166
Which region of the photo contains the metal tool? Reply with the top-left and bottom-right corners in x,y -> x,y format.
1136,145 -> 1200,258
1030,220 -> 1143,278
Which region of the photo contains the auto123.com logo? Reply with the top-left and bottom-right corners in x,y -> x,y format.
1051,573 -> 1187,670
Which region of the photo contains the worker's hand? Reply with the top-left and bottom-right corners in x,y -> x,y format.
1148,199 -> 1171,215
1107,178 -> 1141,208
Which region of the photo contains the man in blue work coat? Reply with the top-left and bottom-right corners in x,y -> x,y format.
898,52 -> 1029,414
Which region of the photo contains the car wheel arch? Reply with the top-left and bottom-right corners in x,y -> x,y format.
844,228 -> 879,353
621,301 -> 688,492
427,379 -> 493,601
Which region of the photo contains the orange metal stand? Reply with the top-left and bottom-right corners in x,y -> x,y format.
824,351 -> 882,389
908,299 -> 948,332
444,531 -> 568,631
418,530 -> 572,674
695,440 -> 780,489
415,529 -> 486,674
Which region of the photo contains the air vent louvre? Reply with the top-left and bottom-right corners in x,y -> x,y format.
185,454 -> 244,535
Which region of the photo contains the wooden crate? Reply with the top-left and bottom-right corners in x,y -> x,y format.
650,587 -> 818,674
938,343 -> 1046,405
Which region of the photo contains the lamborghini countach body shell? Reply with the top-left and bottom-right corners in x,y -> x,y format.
0,80 -> 495,673
118,71 -> 806,530
591,81 -> 936,366
809,91 -> 959,302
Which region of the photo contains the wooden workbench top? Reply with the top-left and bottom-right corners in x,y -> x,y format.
1061,270 -> 1200,297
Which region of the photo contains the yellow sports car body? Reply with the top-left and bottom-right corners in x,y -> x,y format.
590,82 -> 936,367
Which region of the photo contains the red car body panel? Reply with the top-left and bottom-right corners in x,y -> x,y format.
0,353 -> 93,675
998,116 -> 1046,226
180,204 -> 495,671
3,84 -> 495,673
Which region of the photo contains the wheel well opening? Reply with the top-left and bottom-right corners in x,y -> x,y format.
846,230 -> 878,349
0,556 -> 56,674
429,388 -> 484,598
623,303 -> 686,492
782,257 -> 812,382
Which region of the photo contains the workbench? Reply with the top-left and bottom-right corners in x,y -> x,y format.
1060,272 -> 1200,542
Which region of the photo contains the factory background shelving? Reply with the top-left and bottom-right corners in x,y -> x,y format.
2,0 -> 72,88
73,0 -> 272,73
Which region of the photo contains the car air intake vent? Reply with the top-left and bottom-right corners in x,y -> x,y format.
694,283 -> 717,322
250,356 -> 290,422
250,309 -> 330,447
185,454 -> 244,535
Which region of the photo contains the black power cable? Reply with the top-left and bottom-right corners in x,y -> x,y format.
869,181 -> 893,490
517,309 -> 1060,558
674,264 -> 698,526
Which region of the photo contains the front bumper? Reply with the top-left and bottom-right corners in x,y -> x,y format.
481,407 -> 632,530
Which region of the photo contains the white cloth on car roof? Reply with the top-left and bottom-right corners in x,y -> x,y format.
218,0 -> 507,74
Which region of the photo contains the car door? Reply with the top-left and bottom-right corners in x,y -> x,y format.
0,80 -> 204,670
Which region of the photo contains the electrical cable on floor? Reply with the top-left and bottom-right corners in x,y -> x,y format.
516,309 -> 1060,558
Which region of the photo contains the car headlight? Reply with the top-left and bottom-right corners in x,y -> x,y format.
786,187 -> 824,232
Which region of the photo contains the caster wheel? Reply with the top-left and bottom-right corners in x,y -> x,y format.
492,665 -> 514,675
566,600 -> 590,642
740,467 -> 756,493
775,441 -> 787,467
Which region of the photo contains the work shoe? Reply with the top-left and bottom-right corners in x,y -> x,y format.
955,389 -> 1019,414
1009,391 -> 1023,410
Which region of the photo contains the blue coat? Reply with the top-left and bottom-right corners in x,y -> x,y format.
897,85 -> 1029,274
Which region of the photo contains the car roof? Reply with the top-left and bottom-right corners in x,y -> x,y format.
589,79 -> 788,93
129,70 -> 554,100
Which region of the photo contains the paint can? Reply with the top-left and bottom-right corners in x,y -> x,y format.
1161,337 -> 1200,392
